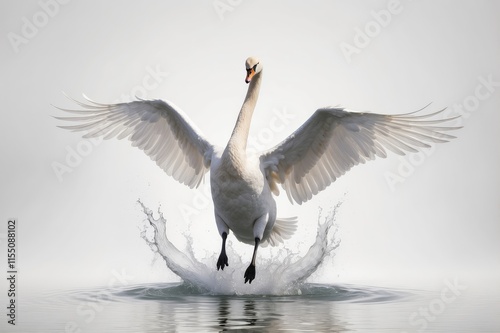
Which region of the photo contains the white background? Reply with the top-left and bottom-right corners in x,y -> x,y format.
1,0 -> 499,292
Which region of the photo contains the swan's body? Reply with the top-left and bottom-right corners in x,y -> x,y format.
211,150 -> 276,245
57,57 -> 459,283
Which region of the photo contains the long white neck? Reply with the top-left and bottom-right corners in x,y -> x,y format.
227,70 -> 262,152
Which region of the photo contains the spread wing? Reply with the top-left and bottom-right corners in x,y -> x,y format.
55,95 -> 214,188
260,106 -> 460,204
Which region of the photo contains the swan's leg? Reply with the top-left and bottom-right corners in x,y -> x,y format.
244,237 -> 260,284
217,232 -> 229,271
215,214 -> 229,271
244,214 -> 268,284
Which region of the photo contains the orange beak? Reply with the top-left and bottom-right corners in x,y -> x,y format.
245,68 -> 255,84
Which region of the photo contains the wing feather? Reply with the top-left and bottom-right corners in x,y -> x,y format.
55,96 -> 214,188
261,106 -> 460,204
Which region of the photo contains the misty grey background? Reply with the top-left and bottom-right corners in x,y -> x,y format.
1,0 -> 499,293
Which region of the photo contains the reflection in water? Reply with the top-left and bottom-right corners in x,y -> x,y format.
218,297 -> 229,328
104,283 -> 376,331
243,299 -> 257,327
12,283 -> 500,332
217,298 -> 263,331
217,297 -> 283,332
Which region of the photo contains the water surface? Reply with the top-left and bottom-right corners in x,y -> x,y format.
9,282 -> 500,332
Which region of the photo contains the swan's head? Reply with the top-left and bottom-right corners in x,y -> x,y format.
245,57 -> 262,84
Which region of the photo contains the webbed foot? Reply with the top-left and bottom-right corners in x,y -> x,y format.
217,252 -> 228,271
244,263 -> 256,284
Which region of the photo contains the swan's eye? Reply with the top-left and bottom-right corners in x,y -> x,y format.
252,63 -> 259,71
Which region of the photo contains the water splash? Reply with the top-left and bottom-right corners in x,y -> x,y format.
138,200 -> 341,295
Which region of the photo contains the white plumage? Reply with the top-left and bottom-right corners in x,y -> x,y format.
56,57 -> 459,283
261,106 -> 457,204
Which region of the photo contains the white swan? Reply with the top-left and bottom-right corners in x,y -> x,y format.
56,56 -> 459,283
